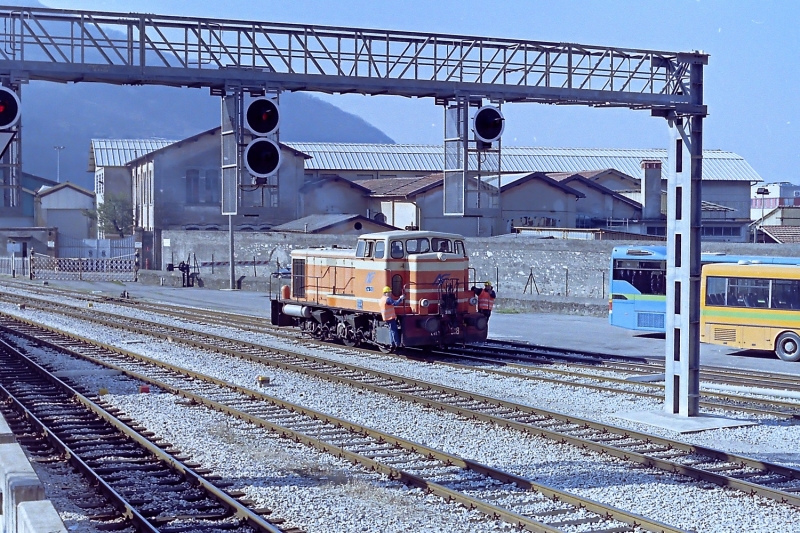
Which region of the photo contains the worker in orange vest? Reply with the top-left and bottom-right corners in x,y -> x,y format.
379,286 -> 404,349
476,281 -> 496,319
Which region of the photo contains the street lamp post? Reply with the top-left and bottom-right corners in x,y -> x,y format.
54,145 -> 65,183
756,187 -> 770,243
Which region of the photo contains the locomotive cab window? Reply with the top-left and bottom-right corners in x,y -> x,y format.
392,274 -> 403,297
356,240 -> 366,257
363,240 -> 375,257
432,238 -> 451,253
374,241 -> 386,259
390,240 -> 404,259
406,238 -> 430,254
454,240 -> 466,256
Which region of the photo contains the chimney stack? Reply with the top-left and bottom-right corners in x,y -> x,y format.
641,160 -> 662,220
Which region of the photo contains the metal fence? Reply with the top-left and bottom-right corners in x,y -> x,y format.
31,253 -> 138,282
58,235 -> 136,259
0,256 -> 29,277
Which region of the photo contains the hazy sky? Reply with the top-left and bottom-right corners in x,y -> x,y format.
39,0 -> 800,183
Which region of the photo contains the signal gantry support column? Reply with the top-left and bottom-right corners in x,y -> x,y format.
664,57 -> 706,417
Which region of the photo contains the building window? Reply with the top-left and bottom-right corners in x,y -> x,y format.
701,226 -> 739,237
205,169 -> 220,203
186,169 -> 200,204
647,226 -> 666,236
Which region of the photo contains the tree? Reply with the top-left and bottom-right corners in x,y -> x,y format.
83,193 -> 133,238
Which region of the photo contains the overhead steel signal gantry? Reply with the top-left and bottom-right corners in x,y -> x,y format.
0,6 -> 704,114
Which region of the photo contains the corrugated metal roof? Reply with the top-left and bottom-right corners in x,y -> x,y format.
89,139 -> 178,171
359,174 -> 444,197
271,213 -> 392,233
284,143 -> 762,183
272,213 -> 359,232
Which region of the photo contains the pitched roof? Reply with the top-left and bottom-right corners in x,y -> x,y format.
495,172 -> 585,197
358,174 -> 444,197
89,139 -> 177,172
544,172 -> 638,205
122,126 -> 311,164
761,226 -> 800,244
299,175 -> 371,194
36,181 -> 95,199
271,213 -> 396,233
283,143 -> 762,183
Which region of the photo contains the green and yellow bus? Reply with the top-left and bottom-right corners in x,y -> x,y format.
701,262 -> 800,362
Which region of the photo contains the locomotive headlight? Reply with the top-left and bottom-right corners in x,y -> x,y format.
419,298 -> 430,308
469,296 -> 478,306
437,252 -> 447,262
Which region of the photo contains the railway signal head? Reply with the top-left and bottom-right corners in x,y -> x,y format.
472,105 -> 504,145
245,97 -> 280,136
244,138 -> 282,178
0,86 -> 21,130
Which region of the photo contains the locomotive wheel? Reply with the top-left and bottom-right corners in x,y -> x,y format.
343,336 -> 358,347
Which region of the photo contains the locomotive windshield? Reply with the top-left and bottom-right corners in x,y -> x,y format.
406,238 -> 430,254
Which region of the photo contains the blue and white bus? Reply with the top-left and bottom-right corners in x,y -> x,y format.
608,246 -> 800,332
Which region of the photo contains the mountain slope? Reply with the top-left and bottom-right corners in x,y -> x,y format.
23,82 -> 393,190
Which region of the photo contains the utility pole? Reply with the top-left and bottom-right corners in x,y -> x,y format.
53,145 -> 65,183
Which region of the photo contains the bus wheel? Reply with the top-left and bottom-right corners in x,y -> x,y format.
775,332 -> 800,362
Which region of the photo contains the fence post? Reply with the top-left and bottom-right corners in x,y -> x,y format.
563,266 -> 569,296
211,254 -> 214,275
495,266 -> 499,291
253,256 -> 257,277
10,251 -> 14,278
602,271 -> 606,300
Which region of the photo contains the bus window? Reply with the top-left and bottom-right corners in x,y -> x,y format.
612,259 -> 666,295
454,240 -> 466,256
406,238 -> 430,254
727,277 -> 769,308
390,240 -> 404,259
705,276 -> 727,306
772,279 -> 800,309
375,241 -> 386,259
356,240 -> 366,257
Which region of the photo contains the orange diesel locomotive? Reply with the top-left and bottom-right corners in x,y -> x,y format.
270,230 -> 489,351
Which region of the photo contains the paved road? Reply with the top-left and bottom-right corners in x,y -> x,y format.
12,278 -> 800,376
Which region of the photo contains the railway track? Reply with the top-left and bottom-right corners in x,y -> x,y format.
0,314 -> 685,533
2,287 -> 799,420
0,333 -> 292,533
2,302 -> 800,514
5,279 -> 799,397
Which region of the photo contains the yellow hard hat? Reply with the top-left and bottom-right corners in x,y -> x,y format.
383,286 -> 391,293
484,281 -> 492,287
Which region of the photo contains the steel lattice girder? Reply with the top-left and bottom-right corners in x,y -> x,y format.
0,6 -> 706,114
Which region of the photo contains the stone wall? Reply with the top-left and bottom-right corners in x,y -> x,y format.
161,230 -> 800,301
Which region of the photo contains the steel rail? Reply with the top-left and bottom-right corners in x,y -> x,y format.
1,287 -> 797,419
2,307 -> 800,509
0,336 -> 286,533
4,280 -> 794,388
476,339 -> 800,391
0,316 -> 687,533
